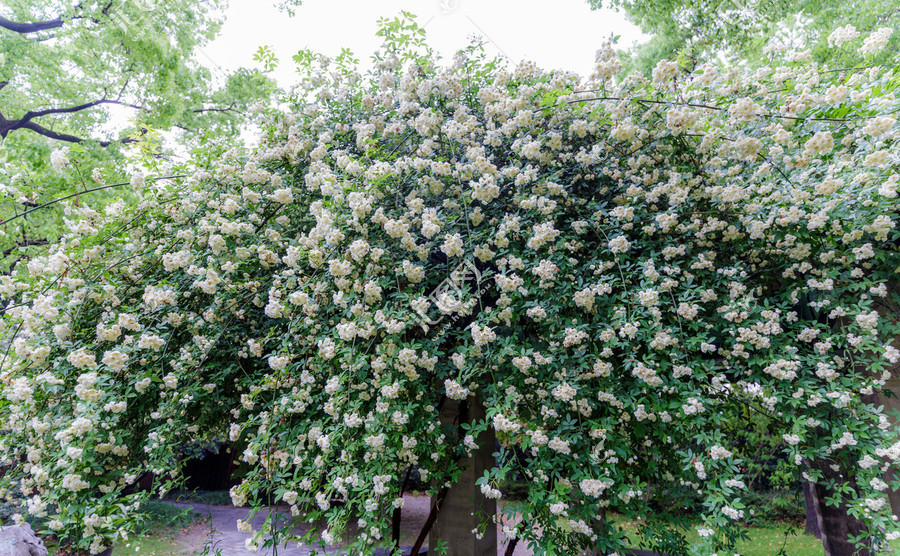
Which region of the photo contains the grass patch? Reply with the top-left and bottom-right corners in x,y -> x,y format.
46,501 -> 204,555
120,534 -> 186,556
134,500 -> 205,535
615,516 -> 900,556
165,489 -> 232,506
616,517 -> 821,556
112,501 -> 205,556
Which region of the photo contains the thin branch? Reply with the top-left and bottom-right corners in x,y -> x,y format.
1,238 -> 48,257
192,105 -> 238,114
409,486 -> 449,556
0,175 -> 185,227
555,94 -> 851,123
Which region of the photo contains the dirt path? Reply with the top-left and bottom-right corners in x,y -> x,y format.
168,495 -> 531,556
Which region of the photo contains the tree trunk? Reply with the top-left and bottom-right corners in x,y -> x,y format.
432,397 -> 498,556
806,461 -> 870,556
802,480 -> 822,539
872,280 -> 900,519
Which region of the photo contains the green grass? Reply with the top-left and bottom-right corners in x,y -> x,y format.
120,534 -> 188,556
617,519 -> 821,556
134,500 -> 205,535
615,516 -> 900,556
164,489 -> 232,506
46,501 -> 205,556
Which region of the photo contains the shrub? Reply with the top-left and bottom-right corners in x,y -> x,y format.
1,17 -> 898,555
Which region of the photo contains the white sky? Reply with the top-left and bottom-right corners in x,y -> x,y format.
109,0 -> 647,154
201,0 -> 648,87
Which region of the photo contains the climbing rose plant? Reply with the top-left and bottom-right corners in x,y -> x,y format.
1,21 -> 899,555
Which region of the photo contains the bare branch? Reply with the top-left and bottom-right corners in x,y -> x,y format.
19,98 -> 143,125
16,119 -> 138,146
0,97 -> 144,142
0,14 -> 64,34
192,105 -> 238,114
1,239 -> 48,257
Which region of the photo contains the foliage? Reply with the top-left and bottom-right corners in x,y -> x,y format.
0,0 -> 275,271
1,14 -> 900,556
590,0 -> 900,73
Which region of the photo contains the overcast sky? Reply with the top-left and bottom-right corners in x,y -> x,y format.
201,0 -> 648,86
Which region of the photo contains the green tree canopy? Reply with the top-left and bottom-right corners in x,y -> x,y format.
0,0 -> 275,269
590,0 -> 900,72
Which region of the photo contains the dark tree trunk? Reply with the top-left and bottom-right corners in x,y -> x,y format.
803,480 -> 822,539
807,461 -> 870,556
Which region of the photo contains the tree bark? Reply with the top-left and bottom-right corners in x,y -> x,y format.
807,460 -> 870,556
432,397 -> 497,556
802,480 -> 822,539
872,280 -> 900,519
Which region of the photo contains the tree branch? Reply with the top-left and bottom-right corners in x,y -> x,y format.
1,239 -> 49,257
192,105 -> 238,114
0,175 -> 186,228
16,119 -> 138,146
0,96 -> 144,143
18,98 -> 143,126
0,14 -> 64,34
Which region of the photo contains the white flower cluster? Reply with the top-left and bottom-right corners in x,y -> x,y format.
5,22 -> 900,554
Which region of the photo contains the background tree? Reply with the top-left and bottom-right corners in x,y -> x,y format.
589,0 -> 900,72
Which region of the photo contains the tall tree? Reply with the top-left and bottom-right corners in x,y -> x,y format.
589,0 -> 900,72
0,0 -> 275,268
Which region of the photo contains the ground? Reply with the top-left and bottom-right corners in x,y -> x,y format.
127,494 -> 528,556
119,495 -> 839,556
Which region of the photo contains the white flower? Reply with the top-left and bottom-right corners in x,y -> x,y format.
547,436 -> 571,454
441,233 -> 464,257
101,350 -> 128,372
532,259 -> 559,281
130,171 -> 146,190
492,413 -> 520,434
579,478 -> 612,497
860,27 -> 893,54
828,24 -> 859,47
783,434 -> 801,446
861,115 -> 896,137
651,59 -> 678,85
50,148 -> 70,172
608,236 -> 631,253
728,98 -> 762,122
638,289 -> 659,307
527,222 -> 561,250
444,379 -> 469,401
527,306 -> 547,321
551,382 -> 577,402
268,355 -> 290,370
470,324 -> 496,346
272,187 -> 294,204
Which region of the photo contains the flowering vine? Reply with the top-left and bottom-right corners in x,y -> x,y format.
1,20 -> 899,556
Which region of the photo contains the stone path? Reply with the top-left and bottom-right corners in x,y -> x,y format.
169,495 -> 531,556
